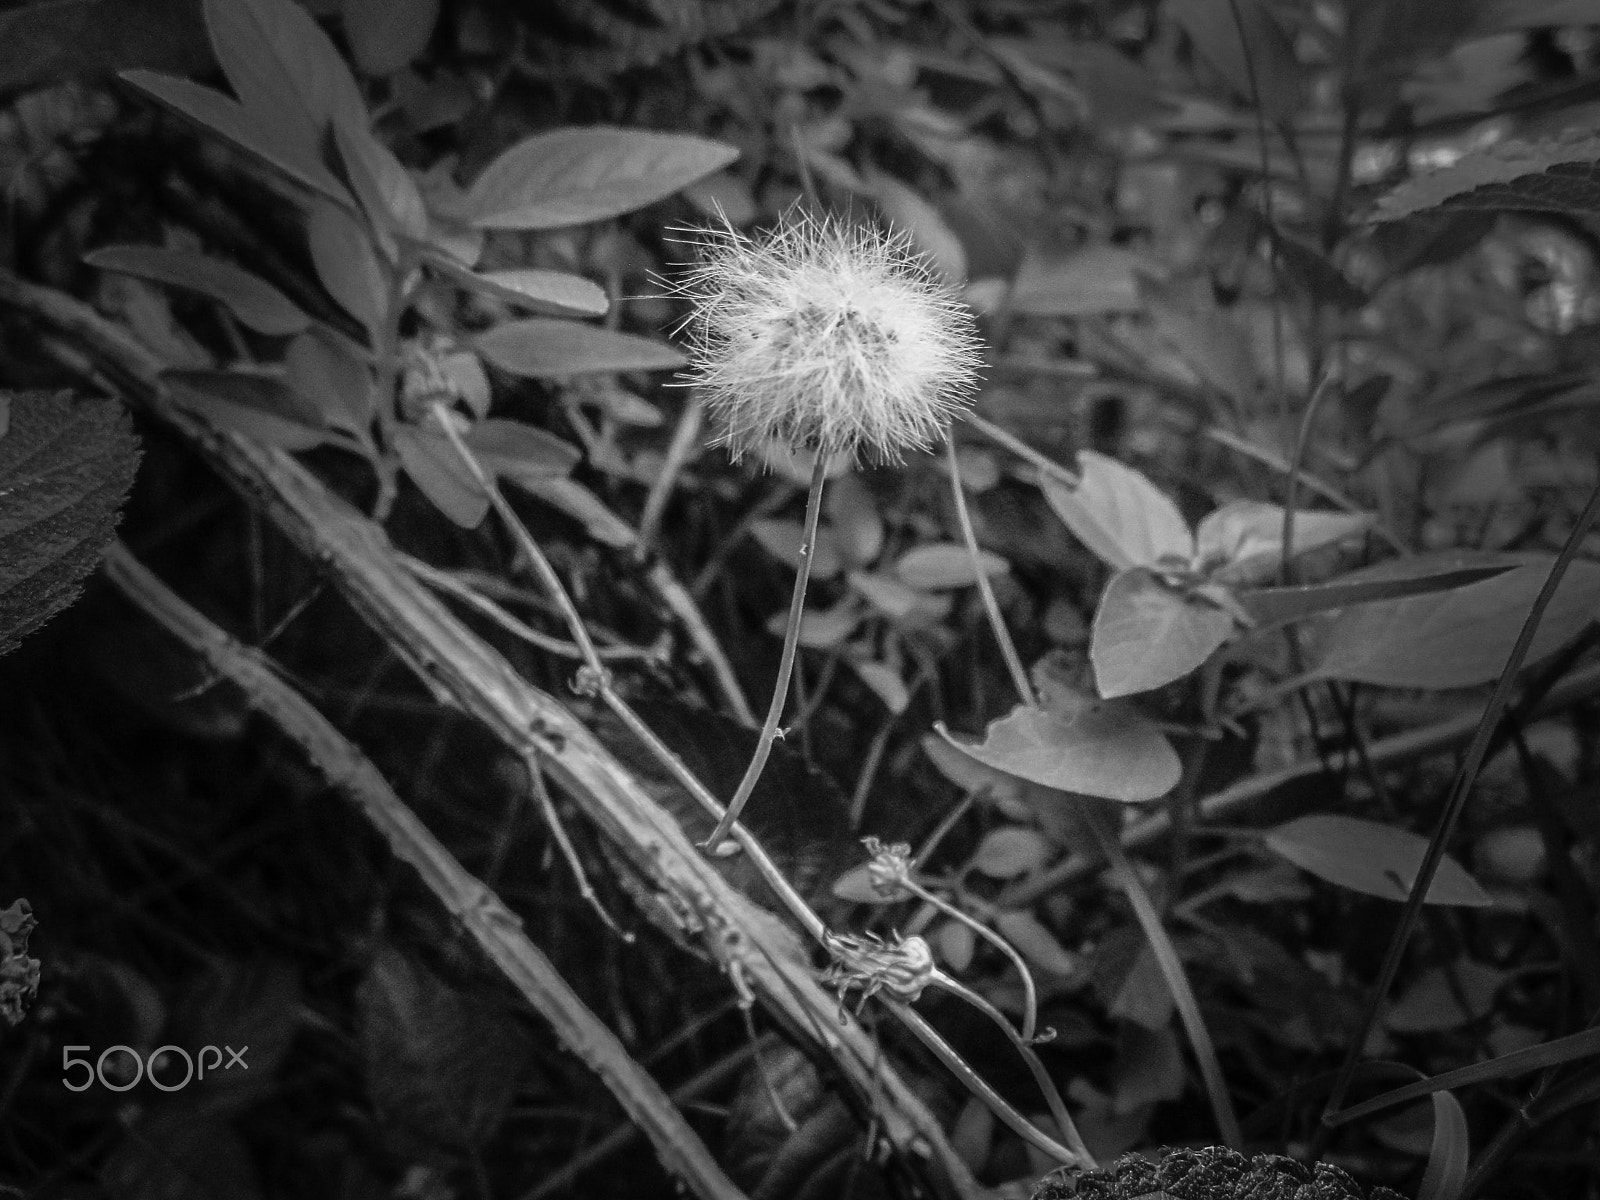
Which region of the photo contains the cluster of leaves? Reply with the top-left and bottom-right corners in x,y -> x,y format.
3,0 -> 1600,1198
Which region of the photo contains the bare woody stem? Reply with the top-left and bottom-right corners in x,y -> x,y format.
703,452 -> 829,849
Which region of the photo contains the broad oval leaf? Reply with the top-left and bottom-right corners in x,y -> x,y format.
1263,815 -> 1493,906
119,70 -> 347,202
1419,1091 -> 1470,1200
852,660 -> 909,714
460,127 -> 739,230
992,910 -> 1080,977
463,418 -> 581,485
764,602 -> 862,650
341,0 -> 439,75
475,319 -> 683,377
894,542 -> 1009,590
307,200 -> 388,336
394,425 -> 488,528
850,571 -> 929,619
971,826 -> 1051,879
936,696 -> 1180,803
1194,500 -> 1374,584
1092,567 -> 1235,697
84,245 -> 309,336
1311,554 -> 1600,689
0,392 -> 140,656
1041,450 -> 1192,572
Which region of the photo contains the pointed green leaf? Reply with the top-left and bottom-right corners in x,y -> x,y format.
1041,450 -> 1192,572
333,119 -> 427,243
1264,815 -> 1493,906
341,0 -> 440,76
460,127 -> 739,230
394,425 -> 487,528
165,369 -> 335,450
475,319 -> 683,377
85,244 -> 310,337
1419,1092 -> 1470,1200
463,419 -> 581,485
284,330 -> 373,442
894,542 -> 1010,590
307,199 -> 388,336
425,253 -> 608,317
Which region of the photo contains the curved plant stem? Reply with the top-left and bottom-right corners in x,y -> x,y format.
881,997 -> 1083,1168
704,452 -> 829,849
903,877 -> 1040,1044
932,972 -> 1095,1169
945,430 -> 1035,708
1319,476 -> 1600,1130
966,413 -> 1081,489
1086,805 -> 1242,1148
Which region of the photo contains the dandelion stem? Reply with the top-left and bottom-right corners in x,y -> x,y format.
704,452 -> 829,849
902,877 -> 1040,1043
946,431 -> 1035,708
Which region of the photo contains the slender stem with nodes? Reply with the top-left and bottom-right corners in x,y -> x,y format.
946,429 -> 1035,708
703,452 -> 829,850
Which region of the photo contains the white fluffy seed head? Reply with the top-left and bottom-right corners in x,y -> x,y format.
667,207 -> 984,464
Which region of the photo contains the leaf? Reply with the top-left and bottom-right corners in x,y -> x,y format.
341,0 -> 439,75
765,602 -> 861,649
851,660 -> 909,714
1193,501 -> 1375,584
84,245 -> 310,337
993,910 -> 1080,976
865,169 -> 966,283
333,119 -> 427,244
826,473 -> 884,566
119,70 -> 348,202
1264,815 -> 1494,906
894,542 -> 1009,590
748,518 -> 842,579
1168,0 -> 1301,118
1235,557 -> 1517,628
1091,567 -> 1235,697
850,570 -> 930,619
1010,244 -> 1151,316
1387,961 -> 1505,1033
394,425 -> 488,528
1041,451 -> 1192,572
284,330 -> 373,442
307,200 -> 389,336
459,127 -> 739,230
165,369 -> 334,450
1374,131 -> 1600,222
203,0 -> 368,162
0,392 -> 140,657
972,827 -> 1052,879
425,256 -> 610,318
1419,1092 -> 1470,1200
463,419 -> 582,485
831,862 -> 902,905
1311,554 -> 1600,689
475,319 -> 683,377
1143,281 -> 1258,403
936,693 -> 1180,803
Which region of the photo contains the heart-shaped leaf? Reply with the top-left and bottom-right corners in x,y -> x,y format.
1040,450 -> 1191,572
1264,815 -> 1493,906
1310,554 -> 1600,689
936,694 -> 1180,803
1092,567 -> 1235,697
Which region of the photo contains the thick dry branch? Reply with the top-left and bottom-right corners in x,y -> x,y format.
101,540 -> 748,1200
0,268 -> 980,1200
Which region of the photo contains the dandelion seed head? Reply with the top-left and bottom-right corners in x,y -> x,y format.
667,207 -> 984,464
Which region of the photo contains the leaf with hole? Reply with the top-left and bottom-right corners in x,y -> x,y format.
893,542 -> 1009,590
1264,815 -> 1493,906
84,245 -> 310,337
1310,554 -> 1600,689
1041,450 -> 1191,572
1092,567 -> 1234,697
460,127 -> 739,230
0,392 -> 140,657
475,319 -> 683,377
935,693 -> 1179,803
